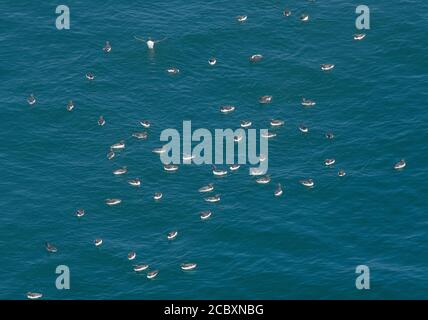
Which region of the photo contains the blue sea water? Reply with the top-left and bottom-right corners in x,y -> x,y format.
0,0 -> 427,299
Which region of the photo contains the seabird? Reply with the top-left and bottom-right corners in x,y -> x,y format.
321,64 -> 335,71
164,164 -> 179,172
98,116 -> 106,126
325,159 -> 336,166
256,175 -> 271,184
139,120 -> 151,128
354,33 -> 366,40
259,95 -> 272,104
27,94 -> 36,105
237,15 -> 247,22
113,167 -> 127,175
133,264 -> 149,272
181,263 -> 197,271
301,98 -> 316,106
94,238 -> 103,247
198,183 -> 214,193
200,211 -> 212,220
27,292 -> 43,300
128,251 -> 136,260
110,140 -> 125,150
338,169 -> 346,177
283,9 -> 291,16
204,194 -> 221,203
212,166 -> 227,176
261,131 -> 276,139
167,231 -> 178,240
270,119 -> 284,127
300,179 -> 314,187
274,183 -> 283,197
394,159 -> 406,170
147,270 -> 159,279
86,72 -> 95,80
75,208 -> 85,218
134,36 -> 166,50
66,100 -> 74,111
107,150 -> 115,160
220,105 -> 235,113
240,120 -> 252,128
128,178 -> 141,187
106,198 -> 122,206
300,14 -> 309,21
45,242 -> 57,253
154,192 -> 163,200
166,67 -> 180,74
103,41 -> 112,53
132,132 -> 148,140
299,124 -> 309,133
208,58 -> 217,65
230,164 -> 240,171
249,54 -> 263,62
234,135 -> 243,142
325,132 -> 334,139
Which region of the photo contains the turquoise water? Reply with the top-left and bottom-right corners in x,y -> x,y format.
1,0 -> 427,299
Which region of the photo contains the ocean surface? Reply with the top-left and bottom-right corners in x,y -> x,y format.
0,0 -> 427,299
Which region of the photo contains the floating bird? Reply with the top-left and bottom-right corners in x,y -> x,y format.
256,175 -> 271,184
300,179 -> 314,187
110,140 -> 125,150
66,100 -> 74,111
133,264 -> 149,272
45,242 -> 57,253
200,211 -> 212,220
139,120 -> 151,128
249,54 -> 263,62
98,115 -> 106,126
249,167 -> 265,176
166,67 -> 180,74
181,263 -> 197,271
283,9 -> 291,17
394,159 -> 406,170
198,183 -> 214,193
27,292 -> 43,300
147,270 -> 159,279
338,169 -> 346,177
27,94 -> 36,105
270,119 -> 284,127
167,231 -> 178,240
299,124 -> 309,133
321,64 -> 335,71
240,120 -> 252,128
204,194 -> 221,203
154,192 -> 163,200
132,132 -> 148,140
261,131 -> 276,139
128,251 -> 136,260
325,132 -> 334,139
208,58 -> 217,65
220,105 -> 235,113
259,95 -> 272,104
113,167 -> 127,175
300,14 -> 309,22
86,72 -> 95,80
75,208 -> 85,218
94,238 -> 103,247
164,164 -> 179,172
230,164 -> 240,171
134,36 -> 166,49
325,159 -> 336,166
354,33 -> 366,40
237,15 -> 247,22
103,41 -> 112,53
107,150 -> 115,160
302,98 -> 316,106
128,178 -> 141,187
212,166 -> 227,176
106,198 -> 122,206
234,135 -> 243,142
274,183 -> 283,197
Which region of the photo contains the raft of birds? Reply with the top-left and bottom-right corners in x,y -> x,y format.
25,7 -> 407,300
